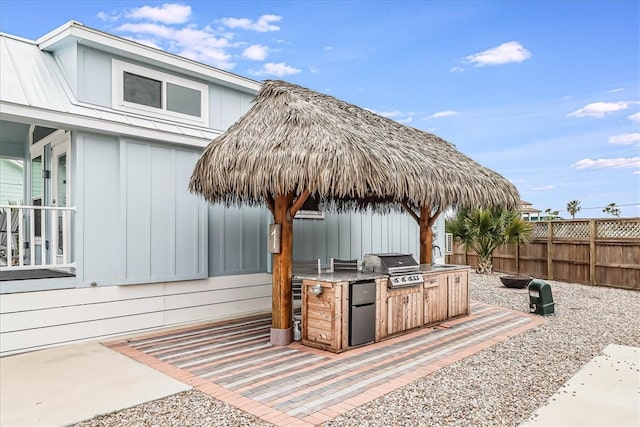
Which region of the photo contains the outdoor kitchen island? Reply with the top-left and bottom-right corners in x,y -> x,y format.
297,258 -> 471,353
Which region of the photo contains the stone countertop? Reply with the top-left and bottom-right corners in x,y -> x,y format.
293,271 -> 387,283
419,264 -> 472,273
294,264 -> 470,282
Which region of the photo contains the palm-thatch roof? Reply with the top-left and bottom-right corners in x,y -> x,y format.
189,80 -> 519,213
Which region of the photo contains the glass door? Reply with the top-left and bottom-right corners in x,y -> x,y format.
51,138 -> 70,264
30,129 -> 70,266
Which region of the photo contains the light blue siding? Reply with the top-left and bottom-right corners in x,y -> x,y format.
210,85 -> 255,130
208,204 -> 268,276
77,134 -> 121,282
67,45 -> 254,132
124,142 -> 152,280
150,147 -> 175,277
76,45 -> 110,106
0,159 -> 23,205
175,150 -> 203,276
293,211 -> 422,265
76,134 -> 207,285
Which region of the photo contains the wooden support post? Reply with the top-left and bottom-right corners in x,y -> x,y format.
419,206 -> 432,265
418,206 -> 441,265
270,192 -> 294,346
589,219 -> 597,285
515,244 -> 520,275
547,221 -> 554,280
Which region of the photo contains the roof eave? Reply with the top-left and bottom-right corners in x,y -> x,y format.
1,101 -> 215,148
36,21 -> 261,95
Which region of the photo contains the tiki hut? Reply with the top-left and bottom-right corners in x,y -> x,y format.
190,79 -> 519,345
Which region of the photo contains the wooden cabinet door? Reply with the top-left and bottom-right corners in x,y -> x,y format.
423,274 -> 448,325
302,280 -> 345,351
447,270 -> 469,318
385,287 -> 423,336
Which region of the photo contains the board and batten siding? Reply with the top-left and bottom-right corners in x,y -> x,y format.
75,133 -> 207,285
71,44 -> 254,132
293,211 -> 445,265
208,204 -> 268,276
0,273 -> 272,356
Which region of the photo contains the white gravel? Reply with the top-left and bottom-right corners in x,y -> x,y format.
72,273 -> 640,427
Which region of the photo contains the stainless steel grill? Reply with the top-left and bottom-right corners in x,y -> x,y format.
361,253 -> 424,288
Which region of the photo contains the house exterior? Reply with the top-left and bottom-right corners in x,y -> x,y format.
0,21 -> 444,356
0,158 -> 23,205
519,200 -> 543,222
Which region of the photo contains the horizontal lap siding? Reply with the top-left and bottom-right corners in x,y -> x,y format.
0,273 -> 272,356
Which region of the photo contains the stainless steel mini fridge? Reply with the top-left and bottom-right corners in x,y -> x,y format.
349,280 -> 376,346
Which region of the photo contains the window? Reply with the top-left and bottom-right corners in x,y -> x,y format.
295,196 -> 325,219
112,60 -> 209,125
123,72 -> 162,108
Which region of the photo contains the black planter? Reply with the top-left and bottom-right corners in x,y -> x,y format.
500,275 -> 532,289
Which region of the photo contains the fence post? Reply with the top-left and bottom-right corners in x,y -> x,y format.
547,221 -> 553,280
515,244 -> 520,275
589,219 -> 597,285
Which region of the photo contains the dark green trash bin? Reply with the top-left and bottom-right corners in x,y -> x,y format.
528,279 -> 555,316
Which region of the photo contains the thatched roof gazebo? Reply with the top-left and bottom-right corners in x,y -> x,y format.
190,79 -> 519,345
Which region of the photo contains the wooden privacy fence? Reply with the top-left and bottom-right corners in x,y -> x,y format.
446,218 -> 640,290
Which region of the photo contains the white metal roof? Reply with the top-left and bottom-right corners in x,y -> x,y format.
0,23 -> 259,148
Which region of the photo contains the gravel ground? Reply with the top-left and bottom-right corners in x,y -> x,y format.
73,273 -> 640,427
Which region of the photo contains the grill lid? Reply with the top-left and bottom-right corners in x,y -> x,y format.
361,253 -> 419,274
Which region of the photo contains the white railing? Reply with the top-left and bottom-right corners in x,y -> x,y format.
0,205 -> 75,271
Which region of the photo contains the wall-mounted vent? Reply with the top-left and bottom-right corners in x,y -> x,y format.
445,232 -> 454,254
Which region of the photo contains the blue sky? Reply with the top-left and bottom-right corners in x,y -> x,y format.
1,0 -> 638,218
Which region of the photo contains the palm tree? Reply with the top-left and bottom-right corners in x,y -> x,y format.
445,208 -> 533,274
566,200 -> 581,219
603,202 -> 621,217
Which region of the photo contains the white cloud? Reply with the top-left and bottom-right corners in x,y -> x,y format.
115,23 -> 234,69
608,88 -> 624,93
532,185 -> 554,191
629,112 -> 640,122
324,46 -> 333,51
97,11 -> 120,22
126,3 -> 191,24
450,66 -> 464,73
253,62 -> 301,77
242,44 -> 268,61
608,133 -> 640,145
634,170 -> 640,174
180,48 -> 235,69
464,41 -> 531,67
368,109 -> 415,124
220,14 -> 281,32
376,110 -> 401,118
567,101 -> 631,118
571,157 -> 640,169
428,110 -> 458,119
174,27 -> 229,48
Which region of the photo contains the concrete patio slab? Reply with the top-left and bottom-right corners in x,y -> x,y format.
0,341 -> 190,426
520,344 -> 640,427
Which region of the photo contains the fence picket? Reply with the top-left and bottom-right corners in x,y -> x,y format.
446,218 -> 640,290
